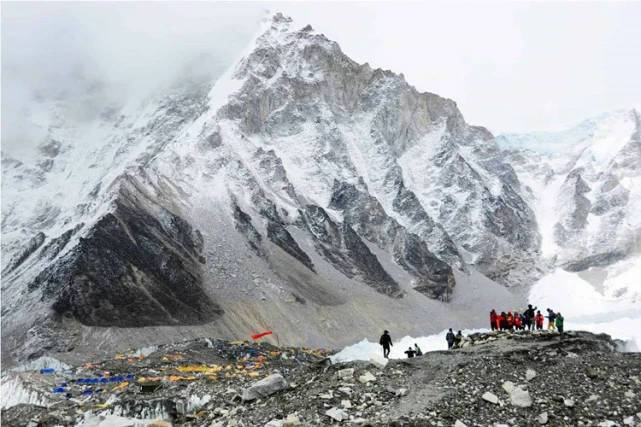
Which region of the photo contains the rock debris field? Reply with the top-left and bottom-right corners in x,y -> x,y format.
2,331 -> 640,426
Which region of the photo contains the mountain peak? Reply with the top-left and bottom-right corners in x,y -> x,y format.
271,12 -> 293,25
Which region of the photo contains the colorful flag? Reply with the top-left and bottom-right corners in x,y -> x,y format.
251,331 -> 273,340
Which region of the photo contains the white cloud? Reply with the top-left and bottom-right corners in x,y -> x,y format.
2,0 -> 640,152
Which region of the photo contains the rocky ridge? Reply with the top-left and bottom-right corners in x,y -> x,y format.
2,331 -> 640,426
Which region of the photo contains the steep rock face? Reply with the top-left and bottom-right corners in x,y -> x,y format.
1,232 -> 46,275
214,14 -> 539,282
329,181 -> 454,299
29,176 -> 222,327
554,169 -> 592,246
298,205 -> 401,297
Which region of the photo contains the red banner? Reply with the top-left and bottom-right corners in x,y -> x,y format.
251,331 -> 273,340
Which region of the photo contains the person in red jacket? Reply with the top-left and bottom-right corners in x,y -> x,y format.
535,310 -> 545,330
500,312 -> 508,330
490,309 -> 498,331
514,312 -> 523,330
507,311 -> 514,331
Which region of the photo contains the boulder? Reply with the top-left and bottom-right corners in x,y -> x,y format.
337,368 -> 354,380
325,407 -> 349,422
358,371 -> 376,384
537,412 -> 548,424
242,373 -> 288,401
526,369 -> 537,381
283,414 -> 301,426
511,388 -> 532,408
506,384 -> 532,408
502,381 -> 515,394
623,416 -> 635,426
482,392 -> 500,404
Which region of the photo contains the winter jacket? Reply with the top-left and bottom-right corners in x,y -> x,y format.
380,334 -> 392,347
535,314 -> 544,326
514,316 -> 522,328
525,306 -> 537,319
446,331 -> 455,344
555,315 -> 564,329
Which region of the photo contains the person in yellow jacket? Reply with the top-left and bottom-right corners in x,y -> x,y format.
546,308 -> 556,330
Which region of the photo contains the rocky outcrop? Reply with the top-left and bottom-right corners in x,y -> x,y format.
1,232 -> 46,275
232,204 -> 264,257
329,181 -> 454,299
266,221 -> 315,272
29,178 -> 222,327
299,205 -> 401,297
554,169 -> 592,246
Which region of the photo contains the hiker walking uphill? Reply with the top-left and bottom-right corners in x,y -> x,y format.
446,328 -> 456,349
379,330 -> 393,359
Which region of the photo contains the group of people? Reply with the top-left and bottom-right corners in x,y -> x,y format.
378,304 -> 566,359
378,330 -> 424,359
445,329 -> 464,349
490,305 -> 564,335
378,328 -> 465,360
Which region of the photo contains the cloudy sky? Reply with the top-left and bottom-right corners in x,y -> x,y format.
2,1 -> 641,147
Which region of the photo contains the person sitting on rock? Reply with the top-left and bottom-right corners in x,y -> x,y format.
535,311 -> 545,330
555,312 -> 565,338
490,309 -> 498,331
446,328 -> 456,349
547,309 -> 557,331
454,330 -> 463,348
379,330 -> 393,359
414,343 -> 423,356
405,347 -> 417,358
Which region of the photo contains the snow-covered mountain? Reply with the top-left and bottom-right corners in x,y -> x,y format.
2,14 -> 638,363
498,109 -> 641,349
498,109 -> 641,269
